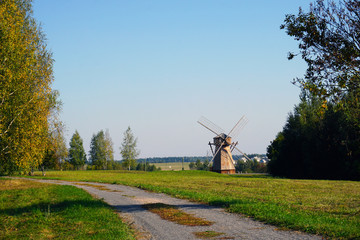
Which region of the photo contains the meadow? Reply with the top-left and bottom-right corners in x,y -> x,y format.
23,170 -> 360,239
0,178 -> 134,240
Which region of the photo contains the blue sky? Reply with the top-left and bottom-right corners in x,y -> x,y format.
33,0 -> 312,159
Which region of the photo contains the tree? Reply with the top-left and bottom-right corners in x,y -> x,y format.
0,0 -> 55,175
269,0 -> 360,180
68,131 -> 86,170
89,129 -> 114,170
267,96 -> 360,180
41,90 -> 67,174
104,129 -> 115,169
120,126 -> 139,170
135,162 -> 160,171
42,123 -> 68,172
281,0 -> 360,103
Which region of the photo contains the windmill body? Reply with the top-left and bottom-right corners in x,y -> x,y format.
198,116 -> 249,175
211,134 -> 235,174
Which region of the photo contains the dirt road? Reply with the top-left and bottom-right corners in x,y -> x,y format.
22,178 -> 322,240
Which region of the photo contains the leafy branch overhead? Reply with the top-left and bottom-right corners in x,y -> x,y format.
268,0 -> 360,181
281,0 -> 360,102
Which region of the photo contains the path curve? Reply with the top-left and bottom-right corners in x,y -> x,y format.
20,178 -> 321,240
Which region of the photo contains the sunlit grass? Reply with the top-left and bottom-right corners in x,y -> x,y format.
0,178 -> 134,239
26,170 -> 360,239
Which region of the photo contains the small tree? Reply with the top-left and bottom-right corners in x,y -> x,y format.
41,91 -> 67,174
120,126 -> 139,170
104,129 -> 115,169
68,130 -> 86,170
90,129 -> 114,170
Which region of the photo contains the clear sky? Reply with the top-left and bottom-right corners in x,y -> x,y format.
32,0 -> 313,159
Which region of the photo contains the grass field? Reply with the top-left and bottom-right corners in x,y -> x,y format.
0,178 -> 134,240
153,162 -> 190,171
22,170 -> 360,239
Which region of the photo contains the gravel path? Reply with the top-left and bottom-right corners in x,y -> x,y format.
20,178 -> 322,240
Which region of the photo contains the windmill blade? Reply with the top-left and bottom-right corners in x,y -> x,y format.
227,116 -> 248,139
225,149 -> 236,165
197,116 -> 225,137
209,141 -> 225,163
233,146 -> 252,162
230,141 -> 238,152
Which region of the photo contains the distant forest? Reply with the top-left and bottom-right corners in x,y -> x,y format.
136,154 -> 267,164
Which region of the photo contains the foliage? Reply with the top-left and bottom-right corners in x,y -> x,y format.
28,170 -> 360,239
135,162 -> 161,171
68,130 -> 86,170
271,0 -> 360,180
281,0 -> 360,104
0,178 -> 134,239
120,126 -> 139,170
189,159 -> 209,170
235,159 -> 267,173
137,155 -> 267,164
41,90 -> 67,172
89,129 -> 114,170
0,0 -> 55,175
267,96 -> 360,180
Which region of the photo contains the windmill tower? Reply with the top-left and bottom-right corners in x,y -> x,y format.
198,116 -> 250,174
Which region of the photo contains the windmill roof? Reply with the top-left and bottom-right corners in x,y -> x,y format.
214,133 -> 227,139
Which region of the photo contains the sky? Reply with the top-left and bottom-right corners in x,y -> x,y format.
32,0 -> 313,159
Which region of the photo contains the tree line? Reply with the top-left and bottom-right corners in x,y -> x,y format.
0,0 -> 159,176
138,154 -> 267,164
44,127 -> 159,172
188,158 -> 267,173
267,0 -> 360,180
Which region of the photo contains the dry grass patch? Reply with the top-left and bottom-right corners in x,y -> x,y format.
74,183 -> 122,192
0,178 -> 49,191
142,203 -> 213,226
193,231 -> 226,239
122,194 -> 136,198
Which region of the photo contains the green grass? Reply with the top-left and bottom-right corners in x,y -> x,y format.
0,178 -> 134,240
25,170 -> 360,239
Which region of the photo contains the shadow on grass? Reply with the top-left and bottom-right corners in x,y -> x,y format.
0,199 -> 108,217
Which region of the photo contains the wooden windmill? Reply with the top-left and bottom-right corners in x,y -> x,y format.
197,116 -> 250,174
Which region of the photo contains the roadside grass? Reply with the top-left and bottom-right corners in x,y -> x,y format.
25,170 -> 360,239
0,178 -> 134,240
142,203 -> 213,226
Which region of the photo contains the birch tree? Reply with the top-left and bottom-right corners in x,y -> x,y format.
90,129 -> 114,170
120,127 -> 140,170
0,0 -> 55,175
